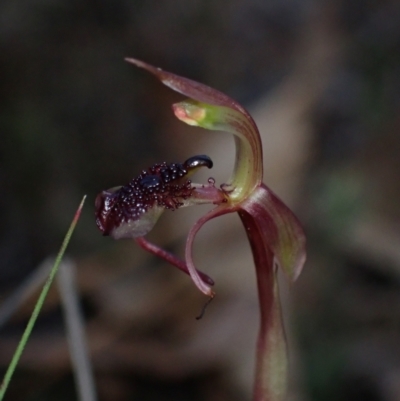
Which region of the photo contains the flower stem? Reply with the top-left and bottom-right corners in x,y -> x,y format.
239,210 -> 287,401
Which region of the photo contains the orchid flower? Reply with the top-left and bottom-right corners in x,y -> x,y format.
95,58 -> 306,401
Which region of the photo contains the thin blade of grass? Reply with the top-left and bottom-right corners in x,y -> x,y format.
0,195 -> 86,401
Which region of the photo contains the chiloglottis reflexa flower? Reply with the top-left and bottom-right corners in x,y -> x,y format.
95,58 -> 306,401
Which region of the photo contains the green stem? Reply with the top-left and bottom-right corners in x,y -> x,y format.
0,195 -> 86,401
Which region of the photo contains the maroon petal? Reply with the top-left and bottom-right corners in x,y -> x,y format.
184,204 -> 237,296
125,58 -> 249,115
135,236 -> 214,286
240,184 -> 306,282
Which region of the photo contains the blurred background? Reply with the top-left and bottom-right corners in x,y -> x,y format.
1,0 -> 400,400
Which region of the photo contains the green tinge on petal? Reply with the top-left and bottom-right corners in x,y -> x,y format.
173,100 -> 263,204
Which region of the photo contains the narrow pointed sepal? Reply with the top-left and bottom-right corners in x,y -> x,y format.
184,204 -> 237,296
125,58 -> 248,113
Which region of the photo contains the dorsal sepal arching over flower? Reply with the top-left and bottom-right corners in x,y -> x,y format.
125,58 -> 263,204
96,58 -> 307,401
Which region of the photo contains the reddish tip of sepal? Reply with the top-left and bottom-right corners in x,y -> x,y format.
74,195 -> 87,223
125,57 -> 247,115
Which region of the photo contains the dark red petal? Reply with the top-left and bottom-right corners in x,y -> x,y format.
125,58 -> 249,115
184,204 -> 237,296
135,237 -> 214,286
240,184 -> 306,281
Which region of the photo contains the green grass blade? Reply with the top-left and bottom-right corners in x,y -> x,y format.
0,195 -> 87,401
